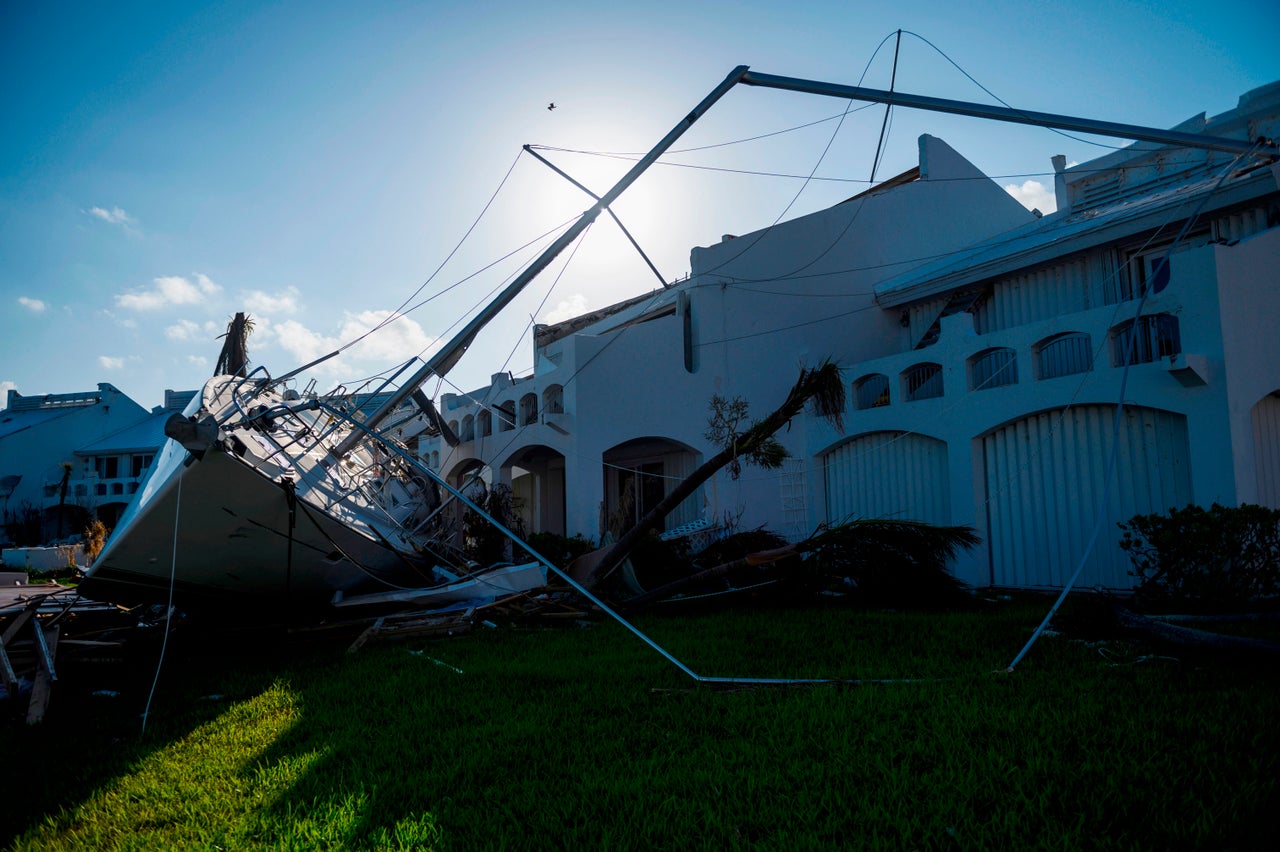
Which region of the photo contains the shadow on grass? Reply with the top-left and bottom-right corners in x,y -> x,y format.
0,619 -> 296,847
6,598 -> 1280,848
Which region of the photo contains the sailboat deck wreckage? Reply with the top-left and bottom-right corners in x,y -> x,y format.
78,65 -> 1278,626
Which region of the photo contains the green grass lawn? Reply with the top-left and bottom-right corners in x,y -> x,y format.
3,596 -> 1276,850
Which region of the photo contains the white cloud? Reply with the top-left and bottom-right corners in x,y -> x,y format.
0,380 -> 17,402
244,286 -> 301,316
17,296 -> 47,313
541,294 -> 588,325
98,356 -> 125,370
116,274 -> 221,311
1004,180 -> 1057,214
272,311 -> 436,380
274,319 -> 336,365
341,311 -> 436,362
187,355 -> 209,367
165,319 -> 204,341
88,206 -> 136,226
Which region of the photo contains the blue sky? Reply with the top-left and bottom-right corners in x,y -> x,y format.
2,0 -> 1276,409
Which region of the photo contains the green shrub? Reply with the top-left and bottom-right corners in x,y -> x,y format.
524,531 -> 596,567
1119,503 -> 1280,607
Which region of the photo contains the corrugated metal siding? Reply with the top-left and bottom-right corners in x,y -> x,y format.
1214,206 -> 1272,242
976,257 -> 1092,333
824,431 -> 950,524
908,297 -> 949,349
1252,393 -> 1280,509
982,405 -> 1192,589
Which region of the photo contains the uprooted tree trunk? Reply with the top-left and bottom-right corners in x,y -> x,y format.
1112,605 -> 1280,662
572,361 -> 844,588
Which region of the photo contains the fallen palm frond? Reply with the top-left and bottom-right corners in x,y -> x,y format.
797,519 -> 978,608
621,519 -> 978,611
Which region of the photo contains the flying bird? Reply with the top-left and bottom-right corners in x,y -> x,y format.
547,102 -> 556,111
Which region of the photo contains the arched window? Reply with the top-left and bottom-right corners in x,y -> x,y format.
1035,332 -> 1093,379
477,409 -> 492,438
448,420 -> 459,439
496,402 -> 515,432
543,384 -> 564,415
968,348 -> 1018,390
853,374 -> 891,409
901,363 -> 943,401
520,393 -> 538,426
460,414 -> 475,442
1110,314 -> 1180,366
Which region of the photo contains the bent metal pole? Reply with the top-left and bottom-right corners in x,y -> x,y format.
739,70 -> 1279,157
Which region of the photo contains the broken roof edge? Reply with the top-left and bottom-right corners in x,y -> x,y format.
873,164 -> 1277,308
533,287 -> 672,348
1058,81 -> 1280,194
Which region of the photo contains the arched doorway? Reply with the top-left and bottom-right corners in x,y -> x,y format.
502,444 -> 566,537
1251,391 -> 1280,508
601,438 -> 702,537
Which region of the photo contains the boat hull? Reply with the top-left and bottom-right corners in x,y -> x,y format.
81,442 -> 433,612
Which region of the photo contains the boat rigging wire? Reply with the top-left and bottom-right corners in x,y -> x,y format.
141,474 -> 181,737
272,148 -> 529,386
901,29 -> 1127,152
523,144 -> 669,288
869,29 -> 903,184
522,148 -> 1182,187
691,33 -> 899,280
497,222 -> 593,377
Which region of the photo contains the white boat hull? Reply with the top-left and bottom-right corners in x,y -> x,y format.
79,375 -> 486,614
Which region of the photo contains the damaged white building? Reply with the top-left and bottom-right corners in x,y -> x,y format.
420,81 -> 1280,590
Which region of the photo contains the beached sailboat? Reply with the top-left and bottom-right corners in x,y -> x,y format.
77,69 -> 754,614
79,369 -> 546,611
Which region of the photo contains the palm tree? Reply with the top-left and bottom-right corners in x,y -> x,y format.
214,312 -> 255,377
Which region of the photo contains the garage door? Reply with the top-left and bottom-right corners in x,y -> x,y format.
982,405 -> 1191,588
823,431 -> 950,525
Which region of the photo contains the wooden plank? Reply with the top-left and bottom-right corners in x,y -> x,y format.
346,616 -> 385,654
30,616 -> 57,683
26,622 -> 60,725
1,598 -> 40,646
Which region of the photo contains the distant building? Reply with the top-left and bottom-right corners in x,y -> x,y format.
419,81 -> 1280,590
0,385 -> 194,544
70,389 -> 197,529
